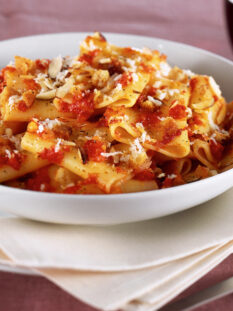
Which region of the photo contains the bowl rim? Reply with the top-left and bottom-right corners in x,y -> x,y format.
1,168 -> 232,200
0,31 -> 232,199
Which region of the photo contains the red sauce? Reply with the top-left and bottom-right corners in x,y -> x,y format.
26,167 -> 53,192
63,184 -> 80,194
35,59 -> 50,71
17,100 -> 28,112
23,79 -> 41,91
0,152 -> 23,170
116,72 -> 133,88
0,67 -> 17,92
187,127 -> 193,138
116,166 -> 127,174
139,111 -> 160,128
188,115 -> 203,130
84,139 -> 106,162
134,169 -> 155,181
2,66 -> 16,77
210,140 -> 224,162
58,90 -> 94,122
98,116 -> 108,127
190,77 -> 198,91
63,175 -> 98,194
0,73 -> 5,93
79,49 -> 100,66
103,107 -> 116,124
169,104 -> 187,119
162,174 -> 184,188
162,177 -> 173,188
161,128 -> 182,145
39,146 -> 64,164
140,63 -> 154,73
192,115 -> 203,126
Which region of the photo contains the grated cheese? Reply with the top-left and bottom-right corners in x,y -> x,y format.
115,83 -> 123,91
130,138 -> 144,157
168,89 -> 179,96
126,59 -> 137,72
157,173 -> 165,178
101,151 -> 123,157
167,174 -> 177,179
156,90 -> 167,100
54,138 -> 62,153
147,96 -> 163,106
140,132 -> 149,143
40,184 -> 45,191
153,81 -> 162,88
135,122 -> 144,130
99,58 -> 111,64
8,95 -> 21,111
186,107 -> 192,119
131,47 -> 144,53
160,62 -> 171,76
8,135 -> 21,150
183,69 -> 195,78
5,149 -> 11,159
158,116 -> 166,121
132,72 -> 139,82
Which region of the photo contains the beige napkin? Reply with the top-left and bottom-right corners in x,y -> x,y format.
125,241 -> 233,311
0,189 -> 233,272
0,242 -> 231,311
0,188 -> 232,310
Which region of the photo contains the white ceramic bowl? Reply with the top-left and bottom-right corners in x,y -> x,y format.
0,32 -> 232,225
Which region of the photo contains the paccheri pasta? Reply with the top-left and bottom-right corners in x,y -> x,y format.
0,32 -> 232,194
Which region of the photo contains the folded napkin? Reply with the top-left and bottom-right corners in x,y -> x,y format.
0,188 -> 232,310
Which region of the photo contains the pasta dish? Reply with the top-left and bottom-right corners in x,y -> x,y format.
0,32 -> 232,194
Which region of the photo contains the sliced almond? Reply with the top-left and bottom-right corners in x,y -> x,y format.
48,56 -> 63,79
36,89 -> 56,100
56,77 -> 74,98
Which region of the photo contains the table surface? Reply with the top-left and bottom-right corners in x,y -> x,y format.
0,0 -> 232,310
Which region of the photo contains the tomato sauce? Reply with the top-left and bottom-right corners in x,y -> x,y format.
140,63 -> 154,73
26,167 -> 53,192
134,169 -> 155,181
35,59 -> 50,71
0,152 -> 23,170
23,79 -> 41,92
138,111 -> 160,128
210,140 -> 224,162
58,90 -> 94,122
169,104 -> 187,119
161,128 -> 182,145
63,175 -> 98,194
98,116 -> 108,127
192,115 -> 203,126
2,66 -> 16,77
0,73 -> 5,93
84,139 -> 106,162
17,100 -> 28,112
79,49 -> 100,66
39,146 -> 64,164
162,174 -> 184,188
116,72 -> 133,88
